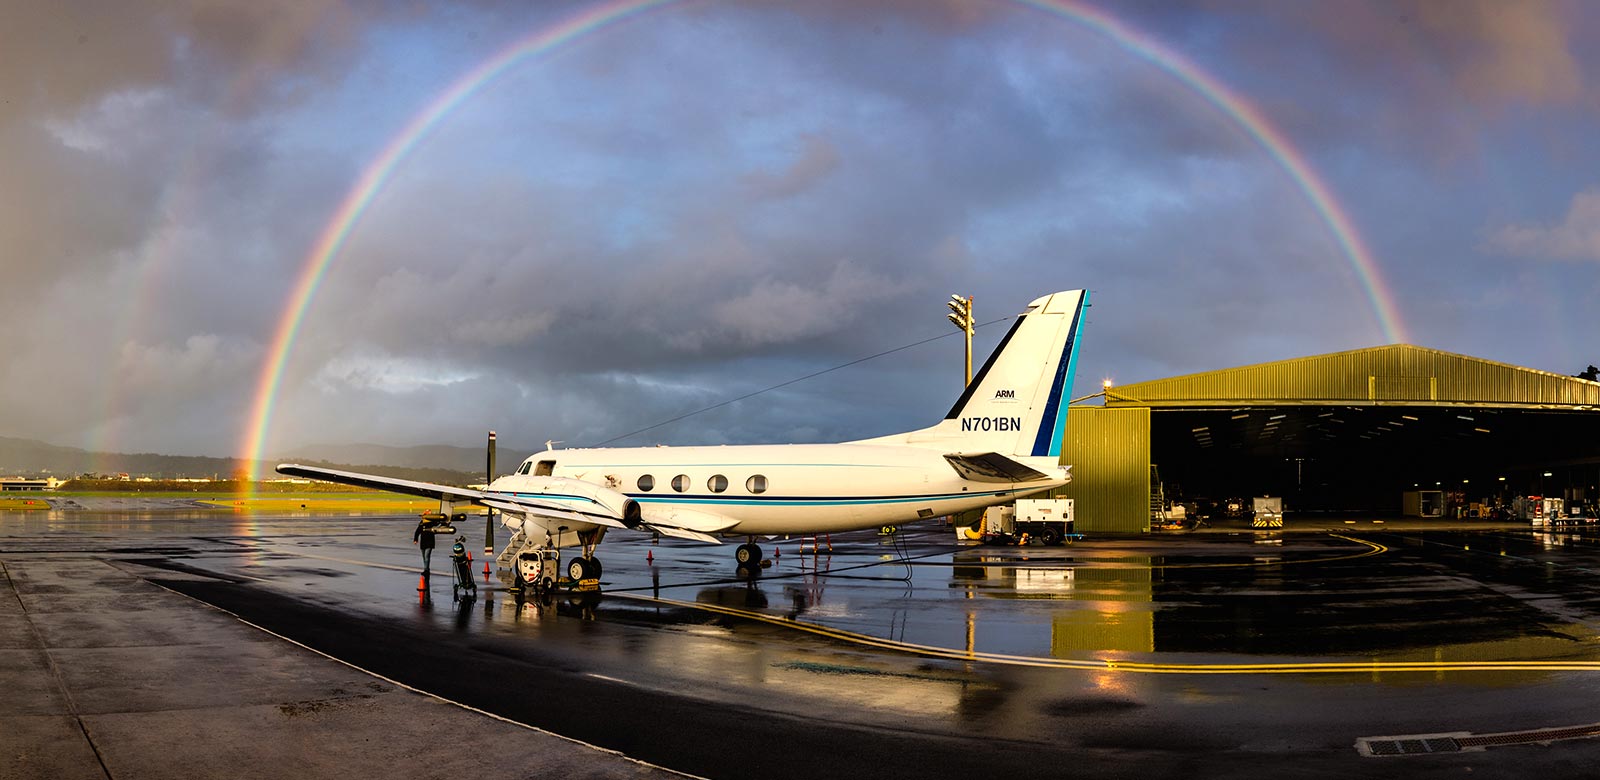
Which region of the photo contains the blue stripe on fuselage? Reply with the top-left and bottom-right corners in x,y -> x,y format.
629,490 -> 1021,507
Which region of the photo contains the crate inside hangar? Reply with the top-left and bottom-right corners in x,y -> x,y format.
1049,345 -> 1600,531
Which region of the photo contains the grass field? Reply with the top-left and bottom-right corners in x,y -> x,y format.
0,497 -> 52,510
197,495 -> 459,513
6,491 -> 490,515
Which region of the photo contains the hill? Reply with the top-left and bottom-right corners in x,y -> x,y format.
0,435 -> 494,485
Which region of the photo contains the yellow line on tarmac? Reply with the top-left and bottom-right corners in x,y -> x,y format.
1004,531 -> 1390,571
608,532 -> 1600,677
1136,532 -> 1389,570
273,534 -> 1600,676
612,590 -> 1600,674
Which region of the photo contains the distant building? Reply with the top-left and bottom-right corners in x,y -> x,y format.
0,477 -> 63,491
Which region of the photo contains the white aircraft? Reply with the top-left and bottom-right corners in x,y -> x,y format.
278,288 -> 1089,583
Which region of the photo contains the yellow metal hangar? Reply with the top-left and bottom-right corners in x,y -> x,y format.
1048,345 -> 1600,533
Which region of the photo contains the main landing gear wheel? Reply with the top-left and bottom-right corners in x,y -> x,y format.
735,543 -> 761,566
567,556 -> 600,582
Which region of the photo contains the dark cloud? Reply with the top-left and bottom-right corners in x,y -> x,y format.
1118,0 -> 1595,161
0,1 -> 371,122
2,0 -> 1598,459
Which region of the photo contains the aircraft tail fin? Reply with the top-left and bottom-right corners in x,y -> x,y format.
911,289 -> 1089,459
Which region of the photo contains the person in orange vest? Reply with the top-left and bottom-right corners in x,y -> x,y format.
413,519 -> 437,577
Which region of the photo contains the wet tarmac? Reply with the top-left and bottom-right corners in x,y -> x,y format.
9,510 -> 1600,778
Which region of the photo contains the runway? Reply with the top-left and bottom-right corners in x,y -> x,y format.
8,510 -> 1600,778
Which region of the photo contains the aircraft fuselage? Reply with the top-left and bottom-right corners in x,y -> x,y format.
488,442 -> 1065,537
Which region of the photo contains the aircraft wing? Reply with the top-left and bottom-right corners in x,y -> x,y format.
644,525 -> 723,544
943,452 -> 1054,483
639,505 -> 740,544
275,463 -> 621,525
277,463 -> 487,502
277,463 -> 734,540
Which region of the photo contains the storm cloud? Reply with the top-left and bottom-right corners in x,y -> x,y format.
2,0 -> 1597,461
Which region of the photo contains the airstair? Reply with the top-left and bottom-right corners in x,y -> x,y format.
1150,465 -> 1166,526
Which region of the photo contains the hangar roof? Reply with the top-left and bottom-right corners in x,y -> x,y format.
1106,344 -> 1600,410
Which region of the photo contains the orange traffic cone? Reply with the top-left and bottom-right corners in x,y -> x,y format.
416,574 -> 427,591
647,550 -> 654,564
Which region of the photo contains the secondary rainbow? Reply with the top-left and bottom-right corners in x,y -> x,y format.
241,0 -> 1406,475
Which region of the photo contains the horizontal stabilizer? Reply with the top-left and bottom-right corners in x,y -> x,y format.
944,452 -> 1053,483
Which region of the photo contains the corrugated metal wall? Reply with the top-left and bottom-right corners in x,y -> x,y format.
1109,345 -> 1600,408
1050,406 -> 1150,534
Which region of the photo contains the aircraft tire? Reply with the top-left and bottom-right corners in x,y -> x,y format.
589,557 -> 603,580
567,557 -> 591,582
735,543 -> 760,565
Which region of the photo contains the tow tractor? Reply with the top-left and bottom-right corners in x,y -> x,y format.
495,528 -> 602,593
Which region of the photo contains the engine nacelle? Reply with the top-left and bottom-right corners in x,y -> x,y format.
489,475 -> 640,527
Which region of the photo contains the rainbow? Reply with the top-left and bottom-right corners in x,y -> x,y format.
1016,0 -> 1407,343
240,0 -> 1407,476
240,0 -> 682,478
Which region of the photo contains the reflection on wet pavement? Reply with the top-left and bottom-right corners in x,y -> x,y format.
11,511 -> 1600,672
21,510 -> 1600,776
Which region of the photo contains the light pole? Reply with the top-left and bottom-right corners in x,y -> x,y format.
947,294 -> 974,387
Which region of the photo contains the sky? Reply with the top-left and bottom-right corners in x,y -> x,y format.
2,0 -> 1597,460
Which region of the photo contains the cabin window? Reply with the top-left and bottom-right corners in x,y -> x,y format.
517,461 -> 531,475
708,474 -> 729,493
637,474 -> 655,492
746,475 -> 767,494
534,460 -> 555,476
671,474 -> 690,492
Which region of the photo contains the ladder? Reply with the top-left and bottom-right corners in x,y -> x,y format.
494,530 -> 526,570
1149,464 -> 1166,525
